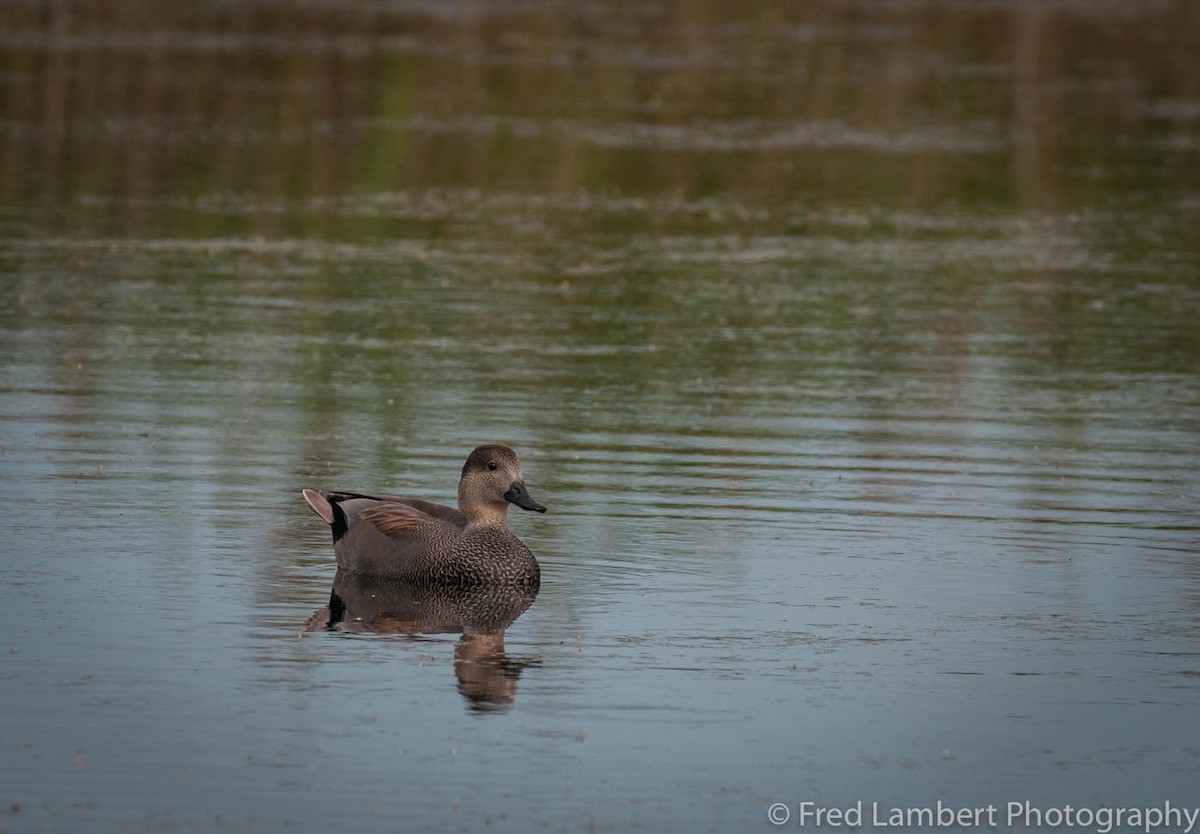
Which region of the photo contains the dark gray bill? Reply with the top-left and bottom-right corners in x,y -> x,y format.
504,481 -> 547,513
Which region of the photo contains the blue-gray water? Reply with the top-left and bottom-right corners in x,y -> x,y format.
1,2 -> 1199,832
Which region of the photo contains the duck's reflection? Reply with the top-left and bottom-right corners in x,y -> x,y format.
303,570 -> 539,712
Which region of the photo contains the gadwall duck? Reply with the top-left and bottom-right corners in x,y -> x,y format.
302,445 -> 545,585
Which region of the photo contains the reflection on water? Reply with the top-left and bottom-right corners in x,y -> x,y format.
303,571 -> 539,712
1,0 -> 1198,832
3,0 -> 1199,232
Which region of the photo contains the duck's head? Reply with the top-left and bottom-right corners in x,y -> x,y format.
458,444 -> 546,522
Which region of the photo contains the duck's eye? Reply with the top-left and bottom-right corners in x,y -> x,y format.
487,461 -> 498,471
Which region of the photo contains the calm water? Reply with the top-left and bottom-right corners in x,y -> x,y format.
2,2 -> 1199,832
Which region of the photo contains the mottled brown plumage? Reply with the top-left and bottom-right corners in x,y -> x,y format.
301,445 -> 545,586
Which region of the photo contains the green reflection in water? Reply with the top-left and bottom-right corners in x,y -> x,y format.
0,2 -> 1196,566
1,4 -> 1199,833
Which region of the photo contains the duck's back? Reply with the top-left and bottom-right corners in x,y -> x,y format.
312,492 -> 459,580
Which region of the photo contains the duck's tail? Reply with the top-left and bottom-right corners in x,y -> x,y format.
301,488 -> 336,525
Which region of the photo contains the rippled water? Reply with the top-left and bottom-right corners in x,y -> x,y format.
2,1 -> 1199,832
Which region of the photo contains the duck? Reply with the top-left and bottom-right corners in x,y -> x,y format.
302,445 -> 546,586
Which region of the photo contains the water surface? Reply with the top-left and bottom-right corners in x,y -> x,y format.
1,2 -> 1199,832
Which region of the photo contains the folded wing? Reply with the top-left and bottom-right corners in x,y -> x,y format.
302,490 -> 465,577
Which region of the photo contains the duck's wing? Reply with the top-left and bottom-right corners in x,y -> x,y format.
302,490 -> 467,530
356,500 -> 444,538
373,496 -> 468,530
305,492 -> 462,578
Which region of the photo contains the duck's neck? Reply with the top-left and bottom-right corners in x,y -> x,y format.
460,500 -> 510,529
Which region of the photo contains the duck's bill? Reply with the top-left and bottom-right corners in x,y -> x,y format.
504,482 -> 547,513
